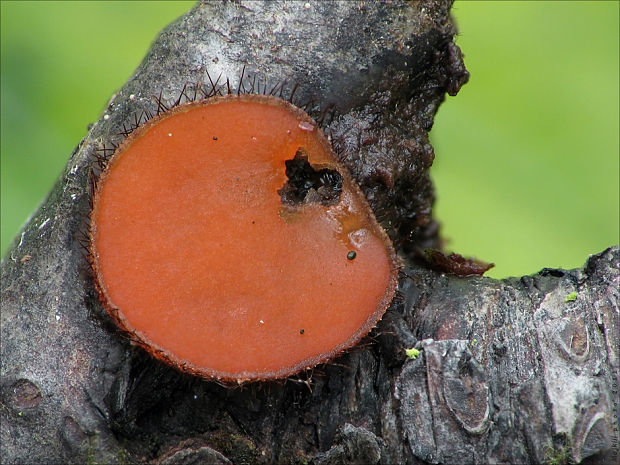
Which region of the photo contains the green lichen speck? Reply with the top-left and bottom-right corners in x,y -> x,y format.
565,292 -> 578,302
405,347 -> 420,359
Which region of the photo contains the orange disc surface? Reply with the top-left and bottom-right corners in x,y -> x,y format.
91,94 -> 397,381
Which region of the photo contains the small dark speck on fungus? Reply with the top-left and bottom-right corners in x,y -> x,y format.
90,94 -> 398,382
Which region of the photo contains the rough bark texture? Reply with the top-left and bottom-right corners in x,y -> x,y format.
1,1 -> 618,464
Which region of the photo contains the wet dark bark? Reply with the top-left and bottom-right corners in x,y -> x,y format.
1,1 -> 618,464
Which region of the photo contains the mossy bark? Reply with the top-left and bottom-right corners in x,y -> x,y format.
1,1 -> 618,464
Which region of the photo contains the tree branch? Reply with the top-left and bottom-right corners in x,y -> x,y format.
1,1 -> 617,464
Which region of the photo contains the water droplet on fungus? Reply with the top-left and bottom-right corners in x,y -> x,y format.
90,94 -> 398,381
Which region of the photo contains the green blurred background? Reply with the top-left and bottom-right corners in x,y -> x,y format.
1,1 -> 618,278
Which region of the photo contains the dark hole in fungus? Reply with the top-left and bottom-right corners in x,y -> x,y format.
278,149 -> 342,207
347,251 -> 357,260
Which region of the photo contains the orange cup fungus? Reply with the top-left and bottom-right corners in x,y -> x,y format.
90,94 -> 398,382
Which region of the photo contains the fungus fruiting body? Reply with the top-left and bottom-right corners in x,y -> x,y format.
90,94 -> 398,381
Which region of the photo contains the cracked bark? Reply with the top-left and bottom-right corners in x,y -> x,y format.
1,1 -> 618,464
